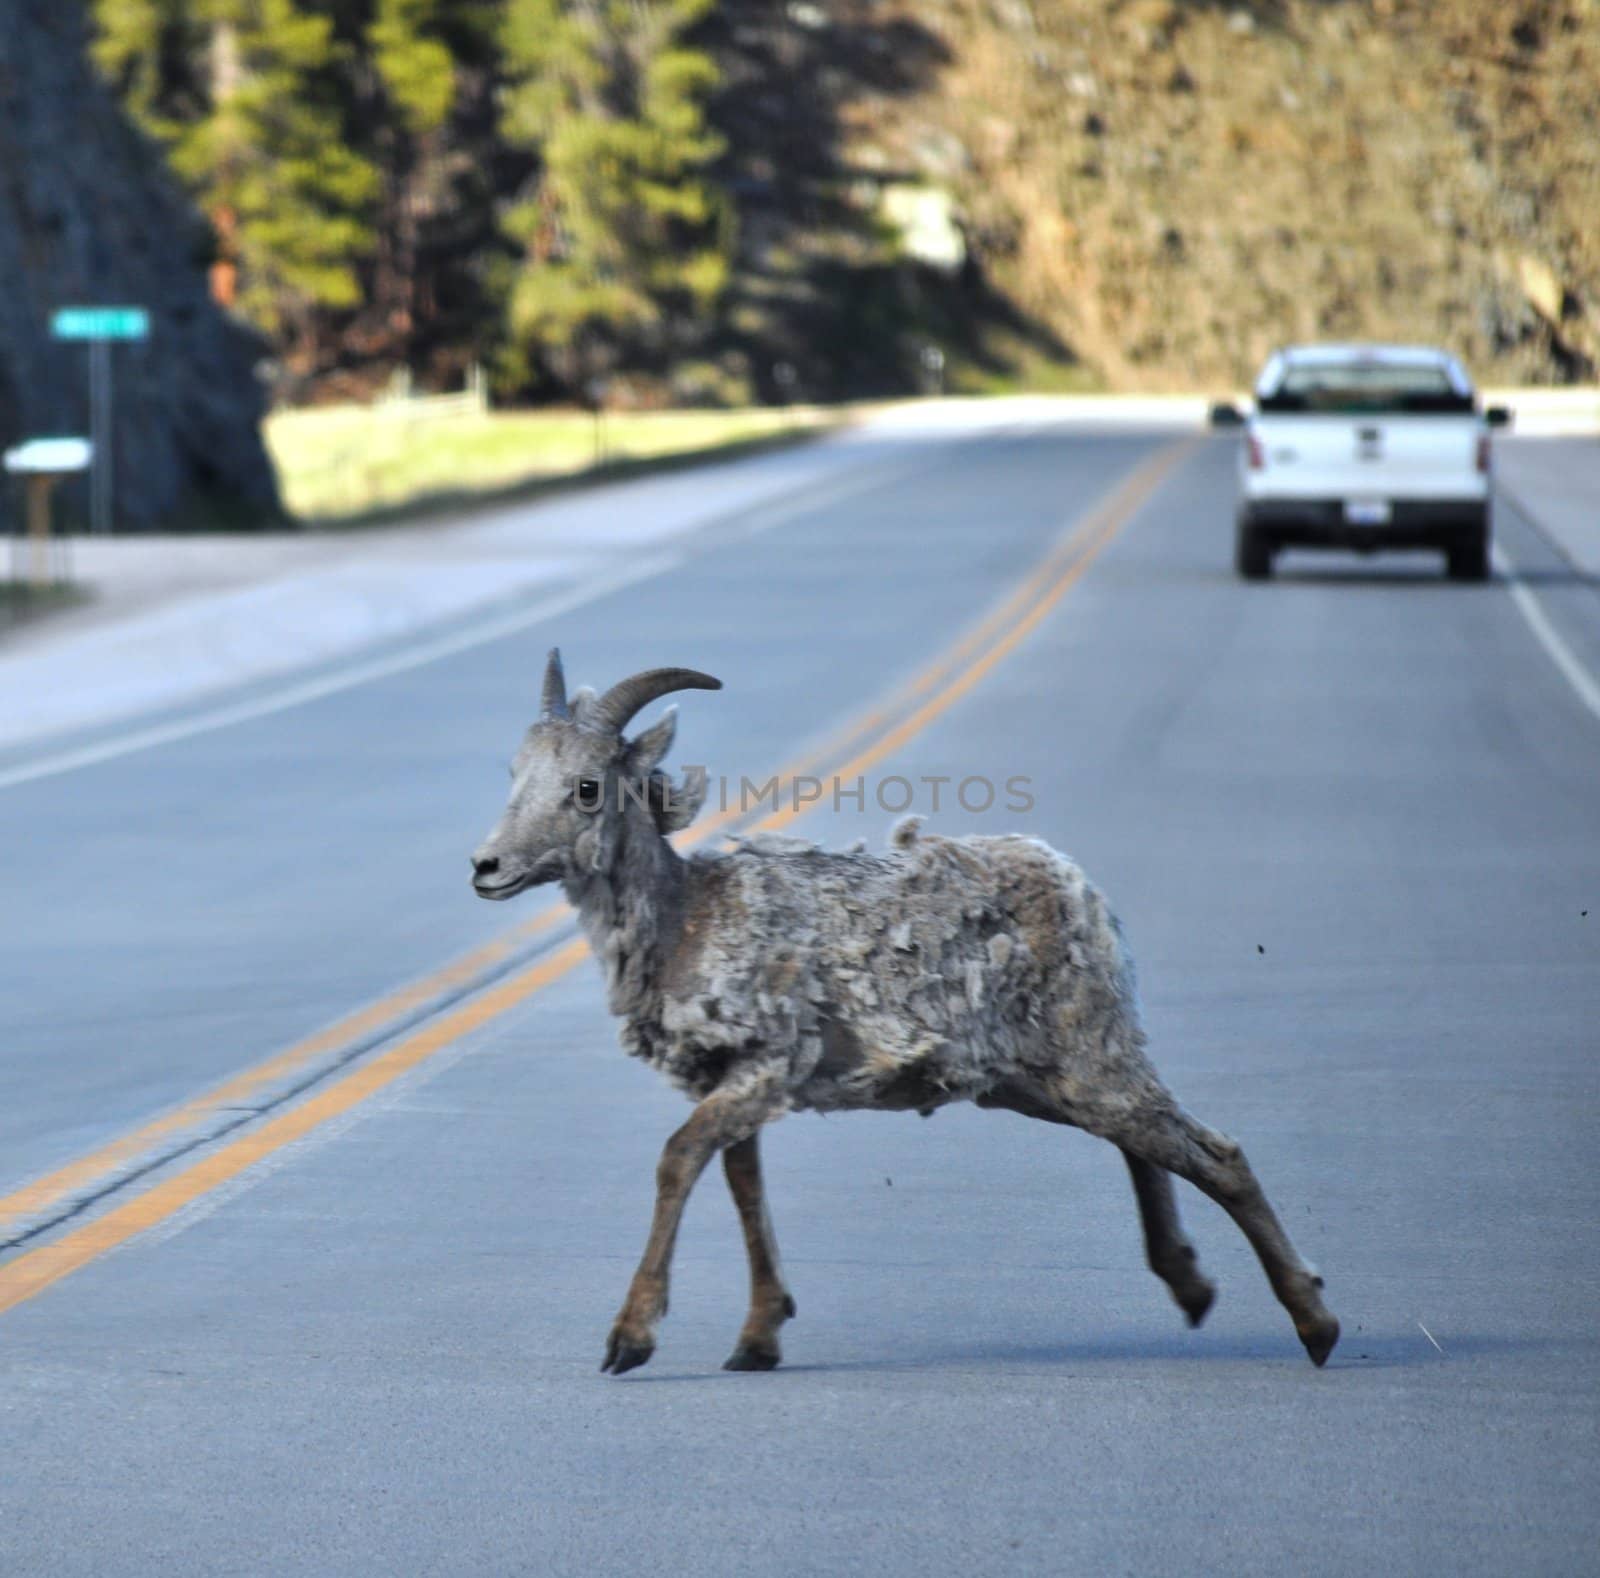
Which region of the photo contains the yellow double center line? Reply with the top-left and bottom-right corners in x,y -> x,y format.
0,435 -> 1194,1317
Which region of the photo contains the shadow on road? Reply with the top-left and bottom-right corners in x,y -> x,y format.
611,1327 -> 1586,1382
1271,562 -> 1463,588
1272,564 -> 1600,591
1498,566 -> 1600,590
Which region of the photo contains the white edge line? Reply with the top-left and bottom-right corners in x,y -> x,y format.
0,437 -> 970,794
0,416 -> 1091,794
1492,543 -> 1600,724
0,555 -> 680,792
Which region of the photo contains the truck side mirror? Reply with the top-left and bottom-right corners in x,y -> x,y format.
1209,401 -> 1245,429
1485,405 -> 1512,429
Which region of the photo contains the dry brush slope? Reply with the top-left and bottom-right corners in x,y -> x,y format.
850,0 -> 1600,388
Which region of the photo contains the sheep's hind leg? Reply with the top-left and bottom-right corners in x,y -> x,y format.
1123,1152 -> 1217,1328
1108,1099 -> 1340,1367
720,1132 -> 797,1372
975,1084 -> 1215,1330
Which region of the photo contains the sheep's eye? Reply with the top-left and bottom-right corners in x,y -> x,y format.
573,777 -> 604,813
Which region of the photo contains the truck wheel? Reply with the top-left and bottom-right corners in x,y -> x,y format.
1447,518 -> 1491,582
1236,516 -> 1273,580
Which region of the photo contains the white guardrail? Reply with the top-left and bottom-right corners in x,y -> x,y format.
873,390 -> 1600,436
1480,388 -> 1600,437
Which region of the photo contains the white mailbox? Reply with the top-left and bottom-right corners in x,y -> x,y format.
4,437 -> 93,475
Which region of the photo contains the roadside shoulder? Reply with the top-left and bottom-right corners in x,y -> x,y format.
1496,437 -> 1600,577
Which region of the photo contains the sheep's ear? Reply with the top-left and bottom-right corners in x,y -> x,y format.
624,708 -> 677,775
565,685 -> 599,728
656,766 -> 707,833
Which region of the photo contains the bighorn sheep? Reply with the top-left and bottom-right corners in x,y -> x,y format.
471,651 -> 1340,1375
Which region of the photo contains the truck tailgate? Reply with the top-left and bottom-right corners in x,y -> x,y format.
1252,416 -> 1483,499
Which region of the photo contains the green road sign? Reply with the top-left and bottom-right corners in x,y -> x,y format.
51,307 -> 150,341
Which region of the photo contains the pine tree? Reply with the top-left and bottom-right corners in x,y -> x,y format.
499,0 -> 733,394
177,1 -> 378,351
91,0 -> 199,140
89,0 -> 735,394
368,0 -> 455,134
91,0 -> 379,369
360,0 -> 497,370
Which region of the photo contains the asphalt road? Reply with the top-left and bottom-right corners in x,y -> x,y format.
3,420 -> 1597,1575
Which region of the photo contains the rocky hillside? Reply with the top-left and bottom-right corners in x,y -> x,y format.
0,1 -> 280,531
844,0 -> 1599,389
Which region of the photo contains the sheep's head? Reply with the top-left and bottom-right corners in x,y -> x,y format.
470,649 -> 720,900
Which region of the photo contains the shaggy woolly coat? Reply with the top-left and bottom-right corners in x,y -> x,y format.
571,813 -> 1167,1131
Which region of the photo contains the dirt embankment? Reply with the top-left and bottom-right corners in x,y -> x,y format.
848,0 -> 1599,389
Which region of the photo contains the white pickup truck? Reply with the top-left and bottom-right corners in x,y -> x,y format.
1218,344 -> 1509,581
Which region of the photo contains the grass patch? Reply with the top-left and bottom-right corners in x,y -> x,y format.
265,404 -> 845,526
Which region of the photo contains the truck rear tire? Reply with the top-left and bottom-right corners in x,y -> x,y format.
1446,513 -> 1491,582
1235,516 -> 1273,580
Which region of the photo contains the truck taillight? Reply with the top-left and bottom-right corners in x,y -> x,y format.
1476,433 -> 1491,473
1245,430 -> 1266,470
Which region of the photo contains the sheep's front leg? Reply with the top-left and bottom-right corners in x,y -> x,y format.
721,1132 -> 797,1372
602,1077 -> 782,1377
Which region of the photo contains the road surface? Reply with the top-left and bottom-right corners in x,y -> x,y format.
2,417 -> 1596,1575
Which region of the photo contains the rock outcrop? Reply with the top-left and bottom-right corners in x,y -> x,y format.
0,0 -> 281,530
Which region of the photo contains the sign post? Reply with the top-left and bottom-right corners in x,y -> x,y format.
50,307 -> 149,534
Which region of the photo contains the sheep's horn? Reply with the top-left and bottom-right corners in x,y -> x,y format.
541,648 -> 570,720
584,666 -> 722,736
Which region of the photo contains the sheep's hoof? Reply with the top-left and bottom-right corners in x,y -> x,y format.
1180,1279 -> 1217,1329
601,1330 -> 655,1376
1299,1314 -> 1341,1368
723,1343 -> 782,1372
